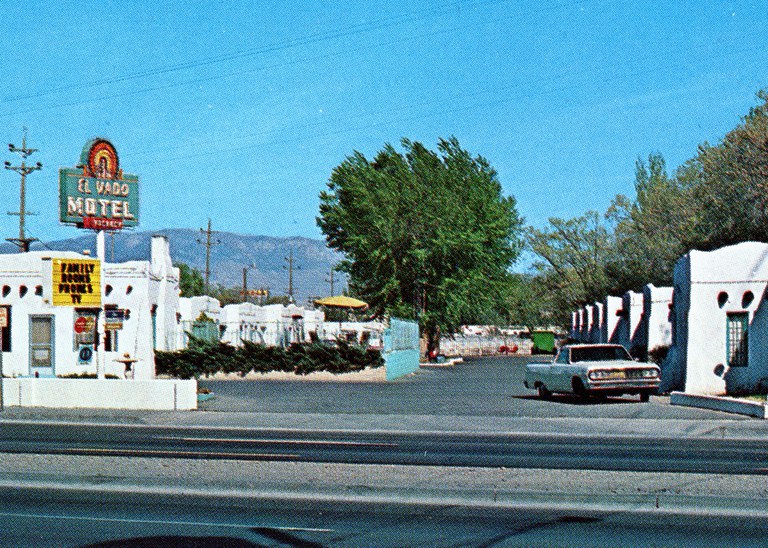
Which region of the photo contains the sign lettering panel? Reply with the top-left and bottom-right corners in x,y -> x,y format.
52,259 -> 101,306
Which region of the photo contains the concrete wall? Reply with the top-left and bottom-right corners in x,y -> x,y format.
1,377 -> 197,410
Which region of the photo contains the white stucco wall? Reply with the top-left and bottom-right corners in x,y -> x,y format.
570,311 -> 579,340
642,284 -> 673,359
669,242 -> 768,396
591,302 -> 604,343
602,296 -> 623,344
581,305 -> 594,342
617,291 -> 644,356
2,377 -> 197,410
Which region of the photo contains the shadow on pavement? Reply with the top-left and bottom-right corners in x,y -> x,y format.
514,394 -> 642,406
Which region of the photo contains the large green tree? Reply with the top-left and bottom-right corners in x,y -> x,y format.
318,137 -> 523,351
526,211 -> 613,324
604,153 -> 697,292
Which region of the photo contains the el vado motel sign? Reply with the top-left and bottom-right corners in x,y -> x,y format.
59,138 -> 139,229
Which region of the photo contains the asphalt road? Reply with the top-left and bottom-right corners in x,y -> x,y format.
3,485 -> 768,547
2,421 -> 768,474
198,355 -> 742,420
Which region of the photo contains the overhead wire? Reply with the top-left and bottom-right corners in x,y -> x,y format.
2,0 -> 510,104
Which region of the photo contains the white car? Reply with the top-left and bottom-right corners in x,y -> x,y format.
523,344 -> 660,402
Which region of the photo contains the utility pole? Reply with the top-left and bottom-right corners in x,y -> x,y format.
325,265 -> 336,296
284,248 -> 300,303
4,129 -> 41,252
242,264 -> 256,303
197,219 -> 220,294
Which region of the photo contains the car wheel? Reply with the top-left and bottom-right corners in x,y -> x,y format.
639,391 -> 650,403
537,384 -> 551,399
572,377 -> 588,399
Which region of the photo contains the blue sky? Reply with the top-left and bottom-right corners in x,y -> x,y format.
1,1 -> 766,264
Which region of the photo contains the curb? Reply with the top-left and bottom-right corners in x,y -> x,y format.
670,392 -> 768,419
4,479 -> 768,519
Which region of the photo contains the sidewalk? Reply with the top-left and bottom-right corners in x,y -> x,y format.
4,407 -> 768,441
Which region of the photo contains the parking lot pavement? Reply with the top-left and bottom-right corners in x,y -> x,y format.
4,357 -> 765,439
197,355 -> 748,421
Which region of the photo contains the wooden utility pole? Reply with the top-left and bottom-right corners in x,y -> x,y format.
284,248 -> 300,303
197,219 -> 220,294
325,265 -> 335,296
4,129 -> 41,252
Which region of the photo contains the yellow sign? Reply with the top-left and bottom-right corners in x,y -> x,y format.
52,259 -> 101,306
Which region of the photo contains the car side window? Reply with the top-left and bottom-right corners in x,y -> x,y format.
555,349 -> 568,364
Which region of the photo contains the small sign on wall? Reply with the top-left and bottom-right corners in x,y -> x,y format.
78,345 -> 94,365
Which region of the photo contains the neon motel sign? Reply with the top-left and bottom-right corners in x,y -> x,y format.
59,138 -> 139,229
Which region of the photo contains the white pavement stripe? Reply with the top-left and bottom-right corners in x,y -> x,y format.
153,435 -> 398,447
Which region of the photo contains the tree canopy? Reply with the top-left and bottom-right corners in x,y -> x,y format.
318,137 -> 523,349
526,89 -> 768,325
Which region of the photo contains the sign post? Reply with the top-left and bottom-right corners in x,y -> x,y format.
0,308 -> 7,411
58,139 -> 139,379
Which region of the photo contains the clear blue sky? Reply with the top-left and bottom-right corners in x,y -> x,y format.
1,1 -> 766,263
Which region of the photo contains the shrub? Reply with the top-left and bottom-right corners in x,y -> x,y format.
155,339 -> 384,379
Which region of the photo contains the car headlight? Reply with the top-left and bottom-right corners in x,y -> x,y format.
588,370 -> 610,380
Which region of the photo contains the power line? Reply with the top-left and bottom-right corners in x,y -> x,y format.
2,0 -> 510,105
135,40 -> 767,172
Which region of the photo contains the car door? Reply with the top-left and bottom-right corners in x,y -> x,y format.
549,347 -> 570,391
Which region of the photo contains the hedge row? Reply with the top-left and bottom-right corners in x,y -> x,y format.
155,338 -> 384,380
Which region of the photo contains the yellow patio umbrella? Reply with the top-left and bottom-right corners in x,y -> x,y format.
313,295 -> 369,310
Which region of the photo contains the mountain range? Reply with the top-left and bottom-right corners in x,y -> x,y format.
0,229 -> 344,305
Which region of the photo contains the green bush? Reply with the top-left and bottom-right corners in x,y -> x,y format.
155,338 -> 385,380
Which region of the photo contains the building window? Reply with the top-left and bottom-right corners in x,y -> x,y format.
34,285 -> 42,296
2,286 -> 9,298
717,292 -> 729,308
105,285 -> 113,296
742,291 -> 755,308
727,312 -> 749,368
19,286 -> 27,298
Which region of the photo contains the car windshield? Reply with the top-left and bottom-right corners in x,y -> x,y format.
570,346 -> 632,362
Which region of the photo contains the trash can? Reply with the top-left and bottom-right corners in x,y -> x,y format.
530,330 -> 556,354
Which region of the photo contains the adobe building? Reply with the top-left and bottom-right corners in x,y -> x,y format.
663,242 -> 768,395
0,235 -> 180,380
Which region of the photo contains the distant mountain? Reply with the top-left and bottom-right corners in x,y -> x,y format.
0,229 -> 344,305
